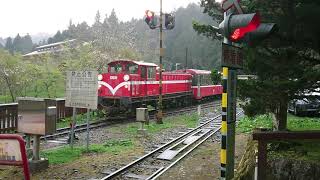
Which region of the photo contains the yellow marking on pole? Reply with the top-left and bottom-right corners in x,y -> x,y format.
221,149 -> 226,164
223,67 -> 228,78
222,93 -> 227,107
221,121 -> 227,134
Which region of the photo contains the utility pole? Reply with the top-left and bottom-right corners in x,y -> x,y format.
157,0 -> 164,124
144,1 -> 175,124
185,47 -> 188,70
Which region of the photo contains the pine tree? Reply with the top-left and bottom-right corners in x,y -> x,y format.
22,34 -> 33,53
13,34 -> 22,53
5,37 -> 14,54
53,31 -> 63,42
94,10 -> 101,25
193,0 -> 320,130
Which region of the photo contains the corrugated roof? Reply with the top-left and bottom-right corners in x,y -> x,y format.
35,39 -> 76,50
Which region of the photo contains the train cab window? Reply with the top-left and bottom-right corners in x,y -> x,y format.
109,64 -> 123,73
147,67 -> 156,79
141,66 -> 147,78
192,75 -> 198,86
125,64 -> 138,74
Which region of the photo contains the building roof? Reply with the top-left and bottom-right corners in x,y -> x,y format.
35,39 -> 76,50
23,39 -> 76,57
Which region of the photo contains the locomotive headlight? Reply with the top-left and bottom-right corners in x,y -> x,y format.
98,74 -> 103,81
123,74 -> 130,81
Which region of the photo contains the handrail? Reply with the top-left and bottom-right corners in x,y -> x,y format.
252,129 -> 320,180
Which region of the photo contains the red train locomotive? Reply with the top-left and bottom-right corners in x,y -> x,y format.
98,59 -> 222,114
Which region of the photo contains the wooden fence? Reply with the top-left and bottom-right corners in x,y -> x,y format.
0,99 -> 87,133
253,129 -> 320,180
0,103 -> 18,133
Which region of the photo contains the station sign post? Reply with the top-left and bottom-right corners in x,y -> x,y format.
0,134 -> 30,180
65,70 -> 98,150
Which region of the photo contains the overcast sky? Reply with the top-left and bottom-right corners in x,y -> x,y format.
0,0 -> 207,38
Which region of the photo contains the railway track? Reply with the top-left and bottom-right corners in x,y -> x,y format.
40,101 -> 221,141
99,110 -> 242,180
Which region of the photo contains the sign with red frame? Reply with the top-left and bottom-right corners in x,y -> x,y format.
0,134 -> 30,180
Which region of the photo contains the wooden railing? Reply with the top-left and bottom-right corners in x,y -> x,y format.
0,98 -> 87,133
0,103 -> 18,133
253,130 -> 320,180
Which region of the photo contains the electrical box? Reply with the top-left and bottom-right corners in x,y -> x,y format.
136,108 -> 149,123
17,97 -> 57,135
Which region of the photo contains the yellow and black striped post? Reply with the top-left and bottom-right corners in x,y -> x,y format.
221,67 -> 228,179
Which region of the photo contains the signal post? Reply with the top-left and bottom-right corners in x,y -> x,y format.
217,0 -> 277,179
158,0 -> 163,124
144,1 -> 175,124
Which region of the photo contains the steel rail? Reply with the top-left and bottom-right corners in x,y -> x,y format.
148,126 -> 221,180
149,111 -> 243,180
40,101 -> 220,141
100,114 -> 221,180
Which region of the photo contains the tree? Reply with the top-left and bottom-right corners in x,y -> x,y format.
193,0 -> 320,131
0,50 -> 24,101
211,68 -> 221,84
13,34 -> 23,53
5,37 -> 14,54
21,34 -> 33,53
53,31 -> 63,42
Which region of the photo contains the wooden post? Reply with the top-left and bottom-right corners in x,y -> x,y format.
257,141 -> 267,180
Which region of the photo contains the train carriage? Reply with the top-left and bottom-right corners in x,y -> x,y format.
186,69 -> 223,100
98,60 -> 192,113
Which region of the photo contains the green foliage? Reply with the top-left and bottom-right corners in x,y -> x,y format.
123,113 -> 199,136
36,4 -> 221,71
4,34 -> 34,54
210,69 -> 221,84
0,49 -> 66,103
194,0 -> 320,130
269,140 -> 320,163
163,4 -> 221,69
287,114 -> 320,131
41,139 -> 133,164
237,114 -> 273,133
238,114 -> 320,133
56,111 -> 100,129
239,1 -> 320,130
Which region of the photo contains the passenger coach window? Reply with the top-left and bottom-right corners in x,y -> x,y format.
147,67 -> 155,79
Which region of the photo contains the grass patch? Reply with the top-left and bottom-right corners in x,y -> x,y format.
56,111 -> 100,129
268,140 -> 320,163
237,114 -> 273,133
124,113 -> 199,136
237,113 -> 320,133
41,139 -> 133,164
287,114 -> 320,131
238,114 -> 320,163
0,95 -> 12,104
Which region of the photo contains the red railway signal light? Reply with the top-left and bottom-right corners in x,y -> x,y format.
241,23 -> 278,45
219,13 -> 260,42
145,10 -> 157,29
